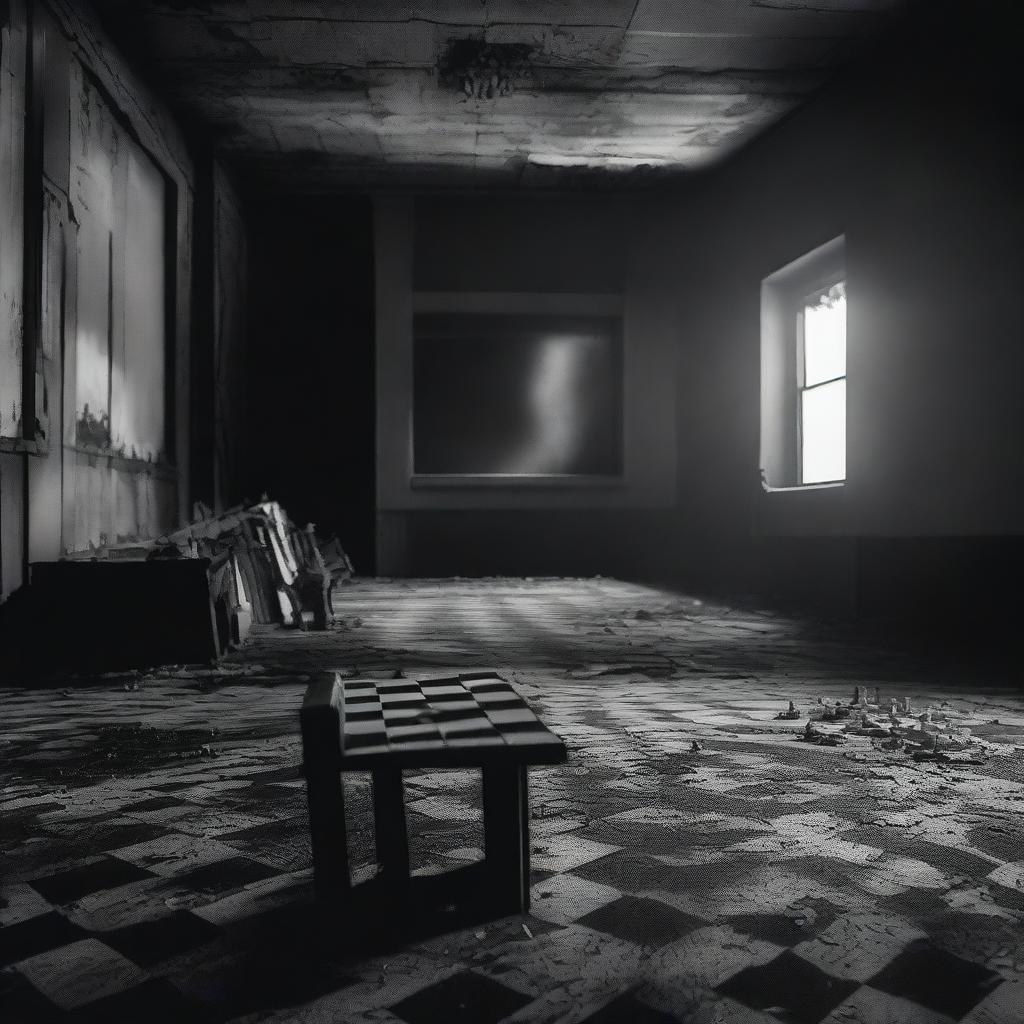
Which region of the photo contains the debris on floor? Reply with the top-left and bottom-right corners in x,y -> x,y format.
804,688 -> 1002,763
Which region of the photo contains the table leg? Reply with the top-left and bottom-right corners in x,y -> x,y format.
482,764 -> 530,914
305,769 -> 351,901
373,766 -> 410,887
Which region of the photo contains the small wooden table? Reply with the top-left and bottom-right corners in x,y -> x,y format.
300,672 -> 567,915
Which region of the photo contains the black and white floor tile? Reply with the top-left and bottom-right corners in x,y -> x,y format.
2,578 -> 1023,1023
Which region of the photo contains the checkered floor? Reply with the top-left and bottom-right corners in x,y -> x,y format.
2,578 -> 1023,1023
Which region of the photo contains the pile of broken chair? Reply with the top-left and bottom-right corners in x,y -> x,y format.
1,499 -> 352,676
142,499 -> 353,640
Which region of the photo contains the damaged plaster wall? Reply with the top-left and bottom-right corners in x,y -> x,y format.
0,1 -> 26,440
375,194 -> 677,577
0,1 -> 27,597
3,0 -> 200,597
55,0 -> 192,552
652,2 -> 1024,615
4,0 -> 197,586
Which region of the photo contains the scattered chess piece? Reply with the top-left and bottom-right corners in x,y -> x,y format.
777,701 -> 801,720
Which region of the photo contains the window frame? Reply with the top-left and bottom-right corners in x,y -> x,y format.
795,275 -> 847,486
759,234 -> 846,493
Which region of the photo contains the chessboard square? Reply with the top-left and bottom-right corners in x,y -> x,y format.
717,949 -> 859,1024
573,850 -> 680,894
388,723 -> 442,741
867,940 -> 1002,1019
381,707 -> 431,723
0,881 -> 56,929
725,913 -> 819,949
71,977 -> 205,1024
532,836 -> 621,875
461,683 -> 509,696
28,857 -> 154,905
376,682 -> 421,694
581,989 -> 684,1024
959,980 -> 1022,1024
419,682 -> 467,696
14,937 -> 148,1011
793,913 -> 927,982
482,698 -> 529,712
438,718 -> 493,735
820,986 -> 958,1024
380,692 -> 423,708
391,968 -> 532,1024
344,693 -> 381,705
174,856 -> 281,896
578,895 -> 703,949
530,872 -> 621,926
345,718 -> 386,735
485,708 -> 539,726
985,861 -> 1024,891
345,708 -> 384,722
471,690 -> 521,704
0,910 -> 87,969
101,910 -> 222,967
380,702 -> 427,715
433,704 -> 485,720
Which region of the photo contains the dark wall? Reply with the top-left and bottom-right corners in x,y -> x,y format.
245,197 -> 376,574
375,194 -> 678,578
645,0 -> 1024,620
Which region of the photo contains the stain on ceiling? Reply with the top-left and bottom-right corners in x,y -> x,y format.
86,0 -> 911,191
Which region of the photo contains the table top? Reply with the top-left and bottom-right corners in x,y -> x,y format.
301,672 -> 568,770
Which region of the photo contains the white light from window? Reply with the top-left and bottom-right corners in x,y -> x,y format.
801,379 -> 846,484
804,283 -> 846,387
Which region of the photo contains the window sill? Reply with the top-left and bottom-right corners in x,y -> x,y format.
761,479 -> 845,494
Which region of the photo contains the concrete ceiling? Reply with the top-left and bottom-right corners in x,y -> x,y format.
88,0 -> 910,191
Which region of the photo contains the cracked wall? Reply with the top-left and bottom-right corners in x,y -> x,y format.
1,0 -> 199,597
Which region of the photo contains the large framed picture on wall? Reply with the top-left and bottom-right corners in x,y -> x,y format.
412,312 -> 624,481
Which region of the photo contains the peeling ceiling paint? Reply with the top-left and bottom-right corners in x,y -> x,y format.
87,0 -> 911,190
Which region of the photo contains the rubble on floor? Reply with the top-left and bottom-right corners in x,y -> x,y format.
785,688 -> 1010,764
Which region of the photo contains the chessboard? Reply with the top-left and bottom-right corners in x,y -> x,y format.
302,672 -> 567,770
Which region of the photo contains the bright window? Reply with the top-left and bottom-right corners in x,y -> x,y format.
799,282 -> 846,484
760,235 -> 846,491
